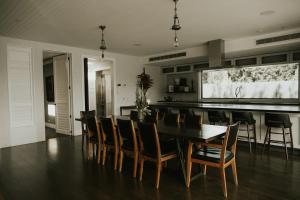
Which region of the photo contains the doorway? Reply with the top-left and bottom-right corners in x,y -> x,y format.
43,51 -> 72,140
84,57 -> 113,118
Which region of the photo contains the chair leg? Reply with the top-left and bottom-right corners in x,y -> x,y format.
262,127 -> 269,154
133,152 -> 138,178
139,158 -> 144,181
203,165 -> 207,175
118,151 -> 124,172
88,142 -> 92,160
102,146 -> 107,165
253,124 -> 257,150
282,128 -> 288,160
247,124 -> 252,153
82,133 -> 84,150
114,147 -> 118,170
267,127 -> 271,151
220,168 -> 227,198
155,161 -> 162,189
186,160 -> 192,188
231,160 -> 238,185
289,127 -> 294,154
97,143 -> 101,164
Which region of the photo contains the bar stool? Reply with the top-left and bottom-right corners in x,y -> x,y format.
263,113 -> 294,160
232,111 -> 257,153
207,110 -> 230,125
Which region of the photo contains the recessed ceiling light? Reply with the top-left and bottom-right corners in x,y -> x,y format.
133,43 -> 141,46
260,10 -> 275,16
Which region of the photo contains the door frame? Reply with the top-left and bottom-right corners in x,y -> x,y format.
42,50 -> 73,136
81,55 -> 116,115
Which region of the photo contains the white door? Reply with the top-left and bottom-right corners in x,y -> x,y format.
53,55 -> 71,134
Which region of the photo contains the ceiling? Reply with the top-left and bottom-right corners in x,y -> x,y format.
1,0 -> 300,56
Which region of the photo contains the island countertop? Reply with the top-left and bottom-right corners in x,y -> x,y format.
150,102 -> 300,113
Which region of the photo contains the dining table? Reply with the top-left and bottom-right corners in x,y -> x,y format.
116,116 -> 228,183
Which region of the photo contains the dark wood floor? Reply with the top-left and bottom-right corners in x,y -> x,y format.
45,127 -> 68,140
0,136 -> 299,200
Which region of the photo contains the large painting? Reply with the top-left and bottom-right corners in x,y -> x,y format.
202,63 -> 299,99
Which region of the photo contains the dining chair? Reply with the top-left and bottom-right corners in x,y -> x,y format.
144,110 -> 159,124
163,113 -> 180,126
130,110 -> 139,121
232,111 -> 257,153
137,122 -> 177,189
80,110 -> 96,150
263,113 -> 294,160
186,122 -> 240,198
207,110 -> 230,125
117,119 -> 139,177
184,114 -> 202,129
85,116 -> 101,163
100,117 -> 119,170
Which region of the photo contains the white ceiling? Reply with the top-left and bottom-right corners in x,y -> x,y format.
0,0 -> 300,56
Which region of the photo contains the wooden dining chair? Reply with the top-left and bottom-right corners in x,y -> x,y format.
144,110 -> 159,124
186,122 -> 240,198
80,110 -> 95,150
184,114 -> 202,129
137,122 -> 177,189
207,110 -> 230,125
117,119 -> 139,177
163,113 -> 180,126
85,116 -> 102,163
100,117 -> 119,170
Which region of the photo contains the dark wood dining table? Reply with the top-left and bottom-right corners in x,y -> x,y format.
116,116 -> 228,183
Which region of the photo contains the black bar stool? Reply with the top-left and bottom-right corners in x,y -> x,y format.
207,110 -> 230,125
232,111 -> 257,153
263,113 -> 294,160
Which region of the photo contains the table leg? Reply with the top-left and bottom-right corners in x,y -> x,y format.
176,138 -> 187,182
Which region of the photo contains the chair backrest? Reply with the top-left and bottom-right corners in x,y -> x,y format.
130,110 -> 139,121
163,113 -> 180,126
232,111 -> 255,124
144,110 -> 158,124
86,116 -> 100,141
117,119 -> 138,150
184,114 -> 202,129
265,113 -> 291,128
100,117 -> 117,145
207,110 -> 228,124
138,122 -> 160,158
158,108 -> 168,120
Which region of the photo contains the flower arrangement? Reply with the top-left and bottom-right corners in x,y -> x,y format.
135,68 -> 153,119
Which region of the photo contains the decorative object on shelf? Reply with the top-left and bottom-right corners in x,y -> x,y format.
135,68 -> 153,119
171,0 -> 181,47
99,25 -> 107,59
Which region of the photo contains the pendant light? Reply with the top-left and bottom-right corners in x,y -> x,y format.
171,0 -> 181,47
99,25 -> 107,58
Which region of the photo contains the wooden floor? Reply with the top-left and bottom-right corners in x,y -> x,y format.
45,127 -> 68,140
0,136 -> 299,200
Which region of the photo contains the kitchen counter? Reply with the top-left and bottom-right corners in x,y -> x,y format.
150,102 -> 300,113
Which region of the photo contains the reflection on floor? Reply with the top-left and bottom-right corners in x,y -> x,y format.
45,127 -> 68,140
0,136 -> 299,200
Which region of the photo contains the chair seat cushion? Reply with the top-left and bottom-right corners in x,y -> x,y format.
192,148 -> 234,163
160,140 -> 177,157
122,138 -> 134,150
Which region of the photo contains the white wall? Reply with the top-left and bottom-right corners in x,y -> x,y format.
0,35 -> 143,148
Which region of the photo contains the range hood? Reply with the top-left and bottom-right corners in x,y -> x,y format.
208,39 -> 225,67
